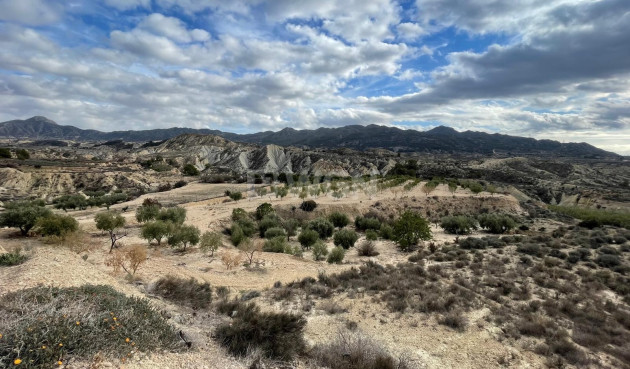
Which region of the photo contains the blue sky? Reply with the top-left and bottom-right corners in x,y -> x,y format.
0,0 -> 629,154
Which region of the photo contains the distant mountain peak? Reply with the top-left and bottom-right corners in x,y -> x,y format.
25,116 -> 58,125
426,126 -> 458,135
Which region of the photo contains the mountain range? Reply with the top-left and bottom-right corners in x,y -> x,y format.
0,116 -> 618,158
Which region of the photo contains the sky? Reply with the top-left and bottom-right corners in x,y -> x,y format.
0,0 -> 629,154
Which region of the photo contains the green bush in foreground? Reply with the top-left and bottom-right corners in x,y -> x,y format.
0,285 -> 179,368
327,246 -> 345,264
333,229 -> 359,249
215,302 -> 306,360
0,249 -> 28,266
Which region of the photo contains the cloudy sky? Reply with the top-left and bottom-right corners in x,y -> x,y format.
0,0 -> 629,154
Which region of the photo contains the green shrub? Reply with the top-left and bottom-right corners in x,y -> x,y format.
327,247 -> 345,264
312,241 -> 328,261
36,214 -> 78,238
328,212 -> 349,228
0,147 -> 10,158
229,192 -> 243,202
53,194 -> 88,211
478,214 -> 517,234
136,203 -> 161,223
255,202 -> 274,220
0,249 -> 28,266
231,224 -> 245,246
231,208 -> 249,221
299,200 -> 318,212
16,148 -> 30,160
308,218 -> 335,239
259,215 -> 281,237
549,205 -> 630,229
379,224 -> 394,240
152,275 -> 212,309
298,229 -> 320,248
214,302 -> 306,360
0,285 -> 179,368
355,216 -> 381,231
156,207 -> 186,225
263,236 -> 290,253
440,216 -> 478,235
596,254 -> 621,268
182,164 -> 200,176
333,229 -> 359,249
264,227 -> 287,239
392,211 -> 432,252
366,229 -> 378,241
236,218 -> 257,237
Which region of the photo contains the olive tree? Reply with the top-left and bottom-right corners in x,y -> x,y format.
95,211 -> 126,252
0,200 -> 51,236
392,211 -> 432,252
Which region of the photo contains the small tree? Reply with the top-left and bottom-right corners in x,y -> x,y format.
135,203 -> 161,223
299,200 -> 317,212
282,218 -> 299,241
36,214 -> 79,239
141,221 -> 172,245
468,181 -> 484,195
0,148 -> 11,158
333,229 -> 358,249
421,182 -> 437,197
298,229 -> 319,249
106,244 -> 147,276
312,241 -> 328,261
448,181 -> 457,196
392,211 -> 432,252
486,184 -> 497,196
275,187 -> 288,199
95,211 -> 126,252
16,148 -> 30,160
231,223 -> 245,246
440,216 -> 478,235
200,231 -> 222,257
168,224 -> 201,251
239,238 -> 262,266
0,200 -> 51,236
255,187 -> 268,197
478,214 -> 517,234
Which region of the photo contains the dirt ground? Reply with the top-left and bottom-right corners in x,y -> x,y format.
0,181 -> 548,369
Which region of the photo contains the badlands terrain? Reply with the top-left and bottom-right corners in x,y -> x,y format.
0,134 -> 629,369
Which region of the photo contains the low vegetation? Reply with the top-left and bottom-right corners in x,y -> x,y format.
152,276 -> 212,309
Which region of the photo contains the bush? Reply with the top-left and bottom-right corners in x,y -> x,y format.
327,247 -> 345,264
263,236 -> 290,253
231,208 -> 249,221
355,216 -> 381,231
53,194 -> 88,211
312,241 -> 328,261
438,311 -> 468,331
36,214 -> 78,238
328,212 -> 349,228
156,207 -> 186,225
255,202 -> 274,220
596,254 -> 621,268
440,216 -> 478,235
0,147 -> 10,158
0,249 -> 28,266
334,229 -> 359,249
0,285 -> 179,368
230,224 -> 245,246
549,205 -> 630,229
308,218 -> 335,239
181,164 -> 199,176
312,331 -> 413,369
298,229 -> 320,249
0,200 -> 52,236
517,243 -> 546,257
259,215 -> 281,237
379,224 -> 394,240
366,229 -> 378,241
214,302 -> 306,360
392,211 -> 432,252
229,191 -> 243,202
478,214 -> 517,234
357,241 -> 379,257
15,148 -> 30,160
152,276 -> 212,309
459,237 -> 487,250
299,200 -> 318,212
264,227 -> 287,239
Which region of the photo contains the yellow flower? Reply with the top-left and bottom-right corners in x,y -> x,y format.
113,317 -> 117,321
125,338 -> 130,343
57,361 -> 63,366
42,345 -> 47,349
76,321 -> 80,325
0,333 -> 3,339
58,343 -> 63,347
14,358 -> 22,365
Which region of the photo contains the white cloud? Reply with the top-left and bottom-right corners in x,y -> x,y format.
104,0 -> 151,11
139,13 -> 210,43
0,0 -> 64,25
